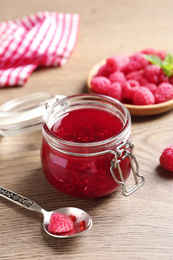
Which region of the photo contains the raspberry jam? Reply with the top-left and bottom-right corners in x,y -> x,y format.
41,94 -> 144,198
51,108 -> 123,143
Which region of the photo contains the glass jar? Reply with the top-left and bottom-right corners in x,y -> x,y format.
41,93 -> 144,199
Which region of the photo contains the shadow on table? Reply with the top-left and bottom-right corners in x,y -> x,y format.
155,165 -> 173,180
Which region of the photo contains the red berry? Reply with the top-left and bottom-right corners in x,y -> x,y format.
144,83 -> 157,93
156,50 -> 167,60
127,79 -> 140,87
154,83 -> 173,103
95,64 -> 110,78
141,48 -> 167,60
141,48 -> 158,56
158,70 -> 169,83
169,75 -> 173,85
143,64 -> 161,84
160,146 -> 173,172
132,87 -> 155,105
125,52 -> 148,73
139,76 -> 150,86
90,76 -> 111,94
108,71 -> 126,85
48,212 -> 74,234
123,80 -> 140,100
106,55 -> 129,72
126,70 -> 142,82
108,82 -> 123,101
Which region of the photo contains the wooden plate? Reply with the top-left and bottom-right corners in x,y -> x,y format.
87,60 -> 173,116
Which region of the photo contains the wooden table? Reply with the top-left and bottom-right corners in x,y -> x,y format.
0,0 -> 173,259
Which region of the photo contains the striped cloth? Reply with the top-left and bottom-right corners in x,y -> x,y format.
0,12 -> 80,87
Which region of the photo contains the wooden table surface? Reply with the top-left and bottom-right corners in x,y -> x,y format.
1,0 -> 173,259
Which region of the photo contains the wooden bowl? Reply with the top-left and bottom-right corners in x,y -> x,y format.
87,60 -> 173,116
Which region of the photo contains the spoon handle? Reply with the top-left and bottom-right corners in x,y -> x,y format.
0,186 -> 42,213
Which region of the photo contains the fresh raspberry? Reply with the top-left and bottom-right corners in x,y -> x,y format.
108,82 -> 123,101
143,64 -> 161,84
141,48 -> 167,60
125,52 -> 149,73
90,76 -> 111,94
108,71 -> 126,85
169,75 -> 173,85
156,50 -> 167,60
132,87 -> 155,105
106,55 -> 129,73
139,76 -> 150,86
160,145 -> 173,172
95,64 -> 110,78
123,80 -> 140,100
158,70 -> 169,83
141,48 -> 158,56
126,70 -> 143,82
127,79 -> 140,87
144,83 -> 157,93
154,83 -> 173,103
48,212 -> 74,234
125,70 -> 147,86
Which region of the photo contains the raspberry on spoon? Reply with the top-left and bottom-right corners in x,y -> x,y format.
48,212 -> 74,234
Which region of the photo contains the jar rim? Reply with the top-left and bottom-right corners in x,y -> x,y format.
42,93 -> 131,151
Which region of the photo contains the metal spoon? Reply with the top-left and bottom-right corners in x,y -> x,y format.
0,186 -> 92,238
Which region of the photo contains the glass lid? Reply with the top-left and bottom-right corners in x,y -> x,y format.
0,92 -> 65,136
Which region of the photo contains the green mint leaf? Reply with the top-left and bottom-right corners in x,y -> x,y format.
164,53 -> 173,64
161,62 -> 173,77
143,53 -> 173,77
143,54 -> 163,66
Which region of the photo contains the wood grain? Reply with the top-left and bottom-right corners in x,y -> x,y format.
0,1 -> 173,259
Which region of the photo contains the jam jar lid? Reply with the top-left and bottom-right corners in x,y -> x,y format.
0,92 -> 65,136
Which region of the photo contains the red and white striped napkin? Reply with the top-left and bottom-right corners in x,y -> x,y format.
0,12 -> 80,87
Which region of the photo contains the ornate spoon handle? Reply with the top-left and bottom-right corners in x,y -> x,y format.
0,186 -> 43,213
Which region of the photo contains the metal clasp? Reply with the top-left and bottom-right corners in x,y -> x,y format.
110,141 -> 145,196
45,95 -> 66,109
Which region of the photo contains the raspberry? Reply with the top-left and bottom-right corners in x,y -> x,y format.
132,87 -> 155,105
48,212 -> 74,234
169,75 -> 173,85
125,71 -> 150,86
108,71 -> 126,85
143,64 -> 161,84
123,80 -> 140,100
141,48 -> 158,56
106,55 -> 129,73
139,76 -> 150,86
144,83 -> 157,93
154,83 -> 173,103
160,145 -> 173,172
90,76 -> 111,94
95,64 -> 110,78
108,82 -> 123,101
156,50 -> 167,60
158,70 -> 169,83
127,79 -> 140,87
126,70 -> 142,82
125,52 -> 149,73
141,48 -> 167,60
